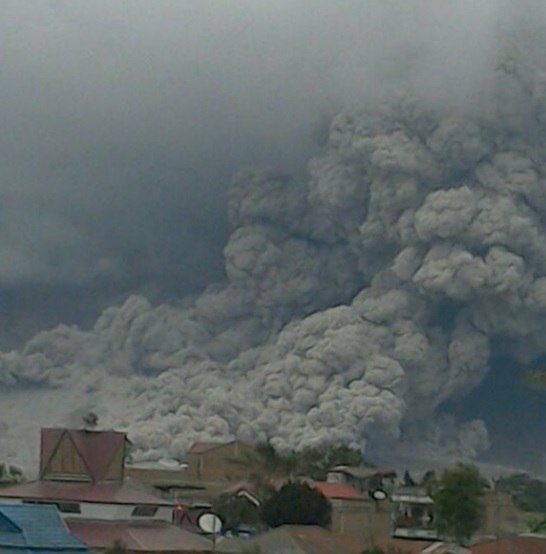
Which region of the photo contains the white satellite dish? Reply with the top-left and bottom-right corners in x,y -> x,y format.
370,489 -> 388,501
197,512 -> 223,535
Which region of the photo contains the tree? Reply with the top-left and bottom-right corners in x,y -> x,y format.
213,493 -> 261,534
432,463 -> 487,544
261,481 -> 332,528
527,515 -> 546,534
247,441 -> 365,484
495,472 -> 546,512
296,444 -> 365,481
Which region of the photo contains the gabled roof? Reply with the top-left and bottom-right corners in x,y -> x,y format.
0,504 -> 88,552
0,481 -> 173,506
66,520 -> 211,552
40,428 -> 127,482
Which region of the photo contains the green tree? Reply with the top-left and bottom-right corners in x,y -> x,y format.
296,444 -> 365,481
433,463 -> 487,544
261,481 -> 332,528
213,493 -> 261,534
495,472 -> 546,512
527,515 -> 546,534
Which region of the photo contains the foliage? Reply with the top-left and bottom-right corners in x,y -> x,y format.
432,463 -> 487,544
261,481 -> 332,528
250,441 -> 365,482
253,442 -> 298,478
527,515 -> 546,534
296,444 -> 364,481
495,473 -> 546,513
105,540 -> 129,554
213,493 -> 261,534
420,470 -> 438,495
0,464 -> 25,486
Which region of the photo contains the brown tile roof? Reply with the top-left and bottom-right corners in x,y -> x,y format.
310,481 -> 364,501
0,481 -> 173,506
40,428 -> 127,482
66,519 -> 212,552
252,525 -> 362,554
471,536 -> 546,554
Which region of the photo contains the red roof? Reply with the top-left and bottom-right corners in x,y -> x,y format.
66,519 -> 211,552
310,481 -> 364,501
471,536 -> 546,554
0,481 -> 173,506
40,428 -> 127,482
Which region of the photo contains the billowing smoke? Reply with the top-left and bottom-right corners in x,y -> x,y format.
4,4 -> 546,472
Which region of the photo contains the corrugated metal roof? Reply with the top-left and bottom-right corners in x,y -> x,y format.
66,519 -> 212,552
0,504 -> 88,551
40,428 -> 127,482
0,481 -> 173,506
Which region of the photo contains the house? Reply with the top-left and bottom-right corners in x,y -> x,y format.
39,427 -> 128,483
0,503 -> 89,554
186,441 -> 256,482
0,428 -> 213,553
309,481 -> 391,544
326,466 -> 397,495
0,428 -> 174,523
391,486 -> 437,540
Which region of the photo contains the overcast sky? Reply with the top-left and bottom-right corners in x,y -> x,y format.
0,0 -> 531,345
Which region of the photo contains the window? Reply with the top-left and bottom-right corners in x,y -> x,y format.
131,505 -> 158,517
56,502 -> 81,514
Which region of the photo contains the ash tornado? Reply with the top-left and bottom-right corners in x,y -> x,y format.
3,38 -> 546,469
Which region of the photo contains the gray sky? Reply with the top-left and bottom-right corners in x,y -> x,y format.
0,0 -> 527,344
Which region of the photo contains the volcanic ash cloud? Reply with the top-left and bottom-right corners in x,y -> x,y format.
5,45 -> 546,467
